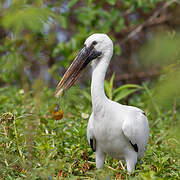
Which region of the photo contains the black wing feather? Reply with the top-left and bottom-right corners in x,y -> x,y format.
90,138 -> 96,152
129,141 -> 139,152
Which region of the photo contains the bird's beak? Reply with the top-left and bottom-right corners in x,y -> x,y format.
55,45 -> 101,97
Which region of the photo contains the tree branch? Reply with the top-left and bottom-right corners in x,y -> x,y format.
120,0 -> 178,44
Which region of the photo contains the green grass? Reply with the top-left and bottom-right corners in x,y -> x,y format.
0,85 -> 179,179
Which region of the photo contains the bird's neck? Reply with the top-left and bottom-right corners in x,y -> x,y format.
91,51 -> 112,112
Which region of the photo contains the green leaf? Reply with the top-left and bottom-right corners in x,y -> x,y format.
59,15 -> 68,29
114,44 -> 121,56
109,73 -> 115,100
68,0 -> 79,8
115,18 -> 124,32
114,84 -> 142,95
82,91 -> 91,102
106,0 -> 117,6
2,6 -> 52,33
114,88 -> 140,102
104,80 -> 111,99
104,74 -> 115,100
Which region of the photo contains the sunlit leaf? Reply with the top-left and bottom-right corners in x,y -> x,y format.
114,88 -> 140,102
104,80 -> 111,100
114,84 -> 142,95
106,0 -> 117,6
2,6 -> 52,33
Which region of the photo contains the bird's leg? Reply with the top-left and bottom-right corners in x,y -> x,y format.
125,151 -> 137,174
95,149 -> 106,169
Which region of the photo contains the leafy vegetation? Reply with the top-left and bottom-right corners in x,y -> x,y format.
0,0 -> 169,84
104,74 -> 142,101
0,82 -> 179,179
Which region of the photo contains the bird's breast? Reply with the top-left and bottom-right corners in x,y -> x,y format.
93,116 -> 128,158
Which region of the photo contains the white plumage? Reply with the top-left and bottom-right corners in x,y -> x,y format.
85,34 -> 149,173
55,33 -> 149,173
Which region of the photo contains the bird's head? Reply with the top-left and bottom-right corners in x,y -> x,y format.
84,33 -> 113,57
55,33 -> 113,98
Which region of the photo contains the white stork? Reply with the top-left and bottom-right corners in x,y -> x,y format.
55,33 -> 149,173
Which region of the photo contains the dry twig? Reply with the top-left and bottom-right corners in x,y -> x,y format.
121,0 -> 178,44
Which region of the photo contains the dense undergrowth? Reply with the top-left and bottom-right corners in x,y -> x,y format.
0,85 -> 179,179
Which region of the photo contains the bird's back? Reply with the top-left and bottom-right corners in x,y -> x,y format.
121,104 -> 149,158
110,101 -> 149,158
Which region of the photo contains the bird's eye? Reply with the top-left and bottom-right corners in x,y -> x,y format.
92,41 -> 97,45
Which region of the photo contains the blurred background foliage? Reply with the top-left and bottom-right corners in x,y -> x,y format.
0,0 -> 180,179
1,0 -> 179,87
